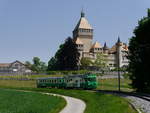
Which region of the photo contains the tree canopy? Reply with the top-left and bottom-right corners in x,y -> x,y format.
80,57 -> 93,67
25,57 -> 47,73
128,9 -> 150,91
93,53 -> 108,69
48,37 -> 80,70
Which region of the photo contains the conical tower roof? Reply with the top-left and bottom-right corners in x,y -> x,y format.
75,38 -> 83,44
92,42 -> 101,48
74,11 -> 92,31
103,42 -> 109,50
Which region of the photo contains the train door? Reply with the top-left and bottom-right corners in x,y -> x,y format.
75,78 -> 80,87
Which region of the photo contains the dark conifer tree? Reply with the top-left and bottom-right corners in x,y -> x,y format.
56,37 -> 80,70
48,37 -> 80,70
128,9 -> 150,91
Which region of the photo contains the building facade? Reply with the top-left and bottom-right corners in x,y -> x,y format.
0,60 -> 32,74
73,11 -> 129,69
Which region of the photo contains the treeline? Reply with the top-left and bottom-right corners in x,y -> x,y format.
128,9 -> 150,92
26,37 -> 108,74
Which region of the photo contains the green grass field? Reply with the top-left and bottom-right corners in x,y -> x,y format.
0,78 -> 137,113
17,88 -> 137,113
0,88 -> 66,113
97,78 -> 133,92
0,74 -> 63,79
0,80 -> 36,88
0,77 -> 133,91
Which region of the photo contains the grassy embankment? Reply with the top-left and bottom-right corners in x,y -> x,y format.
0,78 -> 137,113
0,77 -> 133,92
24,88 -> 137,113
0,74 -> 63,79
98,78 -> 133,92
0,88 -> 66,113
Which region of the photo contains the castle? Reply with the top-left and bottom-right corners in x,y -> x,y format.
72,11 -> 129,69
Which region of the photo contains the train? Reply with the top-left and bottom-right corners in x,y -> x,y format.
36,73 -> 98,89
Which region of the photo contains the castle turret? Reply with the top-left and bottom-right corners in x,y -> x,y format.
75,38 -> 84,58
103,42 -> 109,54
73,11 -> 93,52
91,42 -> 102,53
116,37 -> 123,67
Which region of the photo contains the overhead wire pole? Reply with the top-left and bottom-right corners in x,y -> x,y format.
118,52 -> 121,92
117,37 -> 121,92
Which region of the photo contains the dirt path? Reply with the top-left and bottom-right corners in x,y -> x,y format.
44,93 -> 86,113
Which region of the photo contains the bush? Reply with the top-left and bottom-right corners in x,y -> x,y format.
47,70 -> 90,75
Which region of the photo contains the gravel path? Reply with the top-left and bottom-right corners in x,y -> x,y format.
44,93 -> 86,113
123,95 -> 150,113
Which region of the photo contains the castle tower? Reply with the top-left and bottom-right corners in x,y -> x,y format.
73,11 -> 93,52
103,42 -> 109,54
116,37 -> 123,67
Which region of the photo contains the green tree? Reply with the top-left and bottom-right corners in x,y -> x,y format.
48,37 -> 80,70
39,61 -> 47,72
25,61 -> 32,69
128,9 -> 150,91
47,57 -> 57,70
93,53 -> 108,70
25,57 -> 47,73
80,57 -> 93,67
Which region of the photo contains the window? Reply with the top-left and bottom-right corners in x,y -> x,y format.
15,64 -> 19,67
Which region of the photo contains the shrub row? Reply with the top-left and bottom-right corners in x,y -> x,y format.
47,70 -> 90,75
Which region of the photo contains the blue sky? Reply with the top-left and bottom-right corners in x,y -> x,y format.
0,0 -> 149,63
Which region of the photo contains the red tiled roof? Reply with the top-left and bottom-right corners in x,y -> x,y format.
0,63 -> 10,67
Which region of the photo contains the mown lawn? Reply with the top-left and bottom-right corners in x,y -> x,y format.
0,80 -> 36,88
0,78 -> 137,113
0,88 -> 66,113
97,78 -> 133,92
11,88 -> 137,113
0,74 -> 63,79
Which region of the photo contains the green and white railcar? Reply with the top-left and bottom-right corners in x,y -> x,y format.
36,73 -> 98,89
64,74 -> 97,89
37,77 -> 66,88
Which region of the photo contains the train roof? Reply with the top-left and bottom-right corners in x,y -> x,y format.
37,77 -> 64,80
